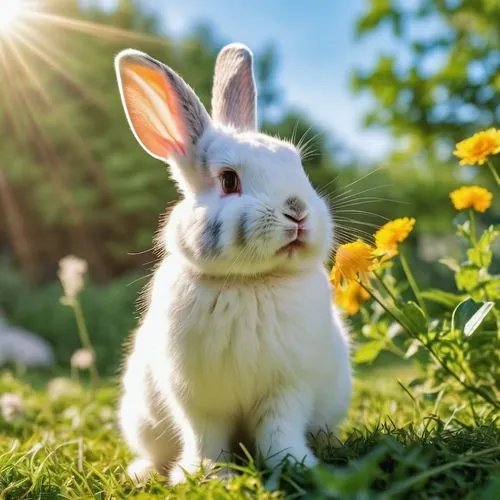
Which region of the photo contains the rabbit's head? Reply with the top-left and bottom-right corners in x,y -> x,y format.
115,44 -> 332,277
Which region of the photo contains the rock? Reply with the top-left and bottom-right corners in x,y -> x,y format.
0,318 -> 55,368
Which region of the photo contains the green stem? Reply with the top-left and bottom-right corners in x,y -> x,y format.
487,159 -> 500,188
399,251 -> 428,317
72,299 -> 99,390
425,340 -> 498,408
374,271 -> 400,305
358,281 -> 414,336
469,209 -> 477,245
361,281 -> 499,410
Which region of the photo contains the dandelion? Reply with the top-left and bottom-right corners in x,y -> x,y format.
331,240 -> 375,288
57,255 -> 99,390
70,348 -> 94,370
450,186 -> 492,213
0,393 -> 24,422
63,406 -> 82,428
99,406 -> 114,423
375,217 -> 416,258
334,280 -> 370,316
47,377 -> 81,401
58,255 -> 88,301
453,128 -> 500,166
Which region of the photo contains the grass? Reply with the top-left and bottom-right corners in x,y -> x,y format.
0,366 -> 499,500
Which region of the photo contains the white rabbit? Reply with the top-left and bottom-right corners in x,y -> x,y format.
115,43 -> 352,485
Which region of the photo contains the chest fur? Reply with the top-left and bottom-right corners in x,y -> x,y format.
145,261 -> 335,415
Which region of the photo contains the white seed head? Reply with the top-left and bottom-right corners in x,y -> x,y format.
70,348 -> 94,370
0,393 -> 24,422
58,255 -> 88,300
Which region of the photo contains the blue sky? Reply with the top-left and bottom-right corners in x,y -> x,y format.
94,0 -> 404,160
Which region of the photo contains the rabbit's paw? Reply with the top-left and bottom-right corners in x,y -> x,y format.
127,458 -> 154,485
169,461 -> 199,486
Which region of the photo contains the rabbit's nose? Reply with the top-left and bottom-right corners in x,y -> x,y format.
284,212 -> 308,224
284,196 -> 308,223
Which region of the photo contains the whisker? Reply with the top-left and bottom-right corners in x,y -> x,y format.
317,171 -> 346,198
327,183 -> 393,204
319,166 -> 384,200
332,233 -> 368,245
337,227 -> 373,241
300,148 -> 320,161
335,166 -> 384,192
335,218 -> 382,230
128,248 -> 154,256
127,271 -> 155,288
332,197 -> 408,208
333,225 -> 376,241
291,119 -> 300,145
298,132 -> 321,159
334,218 -> 380,230
296,125 -> 313,151
334,209 -> 390,221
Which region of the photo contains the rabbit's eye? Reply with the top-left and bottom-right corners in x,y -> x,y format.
220,170 -> 240,195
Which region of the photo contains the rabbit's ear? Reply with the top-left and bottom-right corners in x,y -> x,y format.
212,43 -> 257,131
115,49 -> 210,162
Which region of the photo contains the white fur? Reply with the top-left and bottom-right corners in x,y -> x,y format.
115,43 -> 352,485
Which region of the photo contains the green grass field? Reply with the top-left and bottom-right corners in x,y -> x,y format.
1,365 -> 498,499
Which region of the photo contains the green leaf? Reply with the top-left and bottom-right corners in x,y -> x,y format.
420,289 -> 464,309
439,258 -> 460,273
312,446 -> 387,496
451,298 -> 495,337
404,340 -> 420,359
484,278 -> 500,301
467,247 -> 491,268
467,230 -> 494,268
479,475 -> 500,500
456,220 -> 471,240
402,301 -> 428,333
354,340 -> 385,364
455,266 -> 480,292
482,225 -> 500,245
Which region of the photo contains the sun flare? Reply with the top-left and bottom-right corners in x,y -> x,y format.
0,0 -> 32,35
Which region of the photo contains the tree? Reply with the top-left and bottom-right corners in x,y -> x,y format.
353,0 -> 500,163
0,0 -> 341,281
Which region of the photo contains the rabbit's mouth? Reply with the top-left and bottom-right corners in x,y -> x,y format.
276,238 -> 307,257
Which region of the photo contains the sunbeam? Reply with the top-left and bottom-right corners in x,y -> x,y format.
28,10 -> 167,44
0,0 -> 35,35
12,26 -> 106,110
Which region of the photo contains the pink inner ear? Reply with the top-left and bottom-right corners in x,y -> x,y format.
120,61 -> 187,159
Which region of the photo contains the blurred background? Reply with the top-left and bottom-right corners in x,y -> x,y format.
0,0 -> 499,374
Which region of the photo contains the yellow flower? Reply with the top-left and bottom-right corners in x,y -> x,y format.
334,280 -> 370,316
331,240 -> 374,288
450,186 -> 492,213
453,128 -> 500,166
375,217 -> 416,258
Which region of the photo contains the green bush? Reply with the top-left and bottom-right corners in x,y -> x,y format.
0,259 -> 144,374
